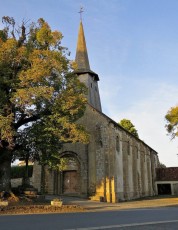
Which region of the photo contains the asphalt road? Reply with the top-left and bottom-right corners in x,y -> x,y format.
1,207 -> 178,230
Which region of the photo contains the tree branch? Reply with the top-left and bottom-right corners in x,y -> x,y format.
14,114 -> 40,130
18,23 -> 26,47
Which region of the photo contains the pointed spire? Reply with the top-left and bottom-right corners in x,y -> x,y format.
75,21 -> 90,71
75,21 -> 99,80
74,18 -> 101,111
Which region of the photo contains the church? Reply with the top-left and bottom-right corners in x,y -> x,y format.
32,20 -> 159,203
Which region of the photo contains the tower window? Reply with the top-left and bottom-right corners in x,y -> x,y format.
91,83 -> 92,88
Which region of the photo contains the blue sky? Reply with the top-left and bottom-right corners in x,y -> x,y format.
1,0 -> 178,166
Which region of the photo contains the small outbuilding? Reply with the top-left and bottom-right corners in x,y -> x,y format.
156,167 -> 178,196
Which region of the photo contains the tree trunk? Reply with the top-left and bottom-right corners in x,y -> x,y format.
22,155 -> 30,187
0,150 -> 12,193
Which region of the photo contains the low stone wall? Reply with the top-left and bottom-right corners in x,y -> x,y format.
11,178 -> 33,188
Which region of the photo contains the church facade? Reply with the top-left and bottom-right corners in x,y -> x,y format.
32,21 -> 159,202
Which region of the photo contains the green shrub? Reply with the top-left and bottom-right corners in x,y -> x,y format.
11,165 -> 33,179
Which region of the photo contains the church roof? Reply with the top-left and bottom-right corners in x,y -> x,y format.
75,21 -> 99,81
87,103 -> 158,155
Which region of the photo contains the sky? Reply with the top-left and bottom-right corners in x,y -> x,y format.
1,0 -> 178,166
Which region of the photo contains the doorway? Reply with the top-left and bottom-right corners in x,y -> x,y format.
157,184 -> 171,195
63,170 -> 78,194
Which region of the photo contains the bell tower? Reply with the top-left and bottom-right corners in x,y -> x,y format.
75,20 -> 102,112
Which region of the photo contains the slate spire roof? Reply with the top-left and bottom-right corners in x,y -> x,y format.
75,21 -> 99,80
75,21 -> 90,70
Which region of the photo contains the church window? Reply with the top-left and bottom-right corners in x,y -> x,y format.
136,146 -> 139,159
128,141 -> 130,155
96,125 -> 103,146
116,136 -> 120,152
91,83 -> 92,88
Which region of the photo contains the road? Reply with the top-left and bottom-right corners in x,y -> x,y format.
1,207 -> 178,230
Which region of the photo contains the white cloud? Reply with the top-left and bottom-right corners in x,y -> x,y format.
102,83 -> 178,167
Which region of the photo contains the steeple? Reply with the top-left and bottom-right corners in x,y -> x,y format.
75,21 -> 90,71
75,21 -> 99,81
75,20 -> 102,112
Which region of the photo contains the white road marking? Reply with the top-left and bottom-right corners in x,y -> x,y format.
65,219 -> 178,230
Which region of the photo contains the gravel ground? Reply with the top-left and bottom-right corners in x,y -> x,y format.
0,204 -> 85,215
1,195 -> 178,215
0,197 -> 85,215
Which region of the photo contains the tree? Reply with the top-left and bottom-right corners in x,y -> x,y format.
165,105 -> 178,139
0,17 -> 89,193
158,162 -> 166,168
119,119 -> 139,138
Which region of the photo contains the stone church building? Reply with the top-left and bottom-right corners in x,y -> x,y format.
32,21 -> 159,203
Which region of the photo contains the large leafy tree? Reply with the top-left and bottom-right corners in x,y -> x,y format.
0,17 -> 89,193
165,105 -> 178,139
119,119 -> 139,138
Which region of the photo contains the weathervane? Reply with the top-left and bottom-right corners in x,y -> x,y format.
78,6 -> 84,21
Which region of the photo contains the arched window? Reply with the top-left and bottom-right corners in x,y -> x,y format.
127,141 -> 130,155
116,136 -> 120,152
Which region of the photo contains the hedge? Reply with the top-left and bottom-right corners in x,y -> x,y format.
11,165 -> 33,179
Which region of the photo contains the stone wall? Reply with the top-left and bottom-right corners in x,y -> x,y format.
11,178 -> 33,188
79,105 -> 159,202
32,104 -> 159,202
31,162 -> 42,192
78,73 -> 102,112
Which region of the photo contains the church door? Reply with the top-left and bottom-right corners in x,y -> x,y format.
63,170 -> 78,194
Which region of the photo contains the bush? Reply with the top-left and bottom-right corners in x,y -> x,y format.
11,165 -> 33,179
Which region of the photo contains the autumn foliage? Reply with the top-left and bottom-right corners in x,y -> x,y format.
119,118 -> 139,138
0,17 -> 89,192
165,105 -> 178,139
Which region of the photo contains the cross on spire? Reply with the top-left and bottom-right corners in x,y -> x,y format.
78,6 -> 84,21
